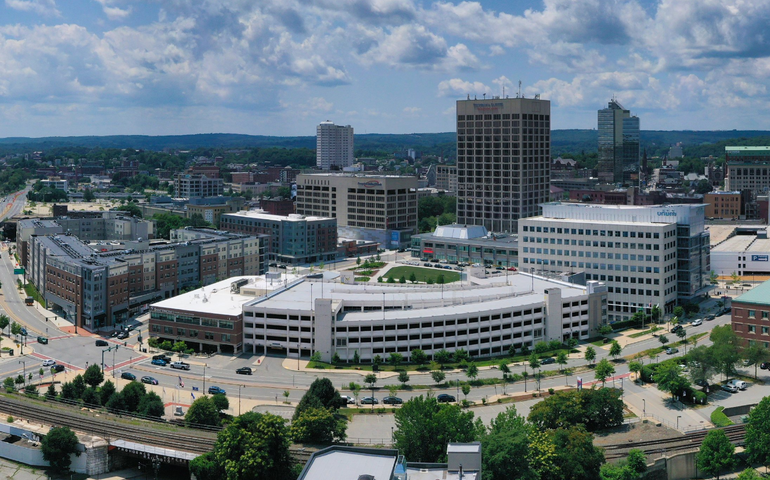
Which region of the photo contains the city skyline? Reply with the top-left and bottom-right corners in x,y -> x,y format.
1,0 -> 770,137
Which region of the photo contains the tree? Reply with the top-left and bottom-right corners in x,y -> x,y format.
454,348 -> 470,363
585,346 -> 597,365
213,412 -> 294,480
99,380 -> 116,406
393,395 -> 480,462
10,321 -> 21,337
609,340 -> 622,360
409,272 -> 417,283
461,384 -> 471,401
373,355 -> 383,367
83,188 -> 95,202
121,381 -> 146,412
481,406 -> 535,480
389,352 -> 404,368
82,364 -> 104,388
651,305 -> 662,323
189,452 -> 222,480
742,344 -> 770,379
499,362 -> 511,394
658,334 -> 669,346
528,389 -> 624,432
736,469 -> 763,480
41,426 -> 81,473
548,427 -> 605,480
294,378 -> 344,420
186,396 -> 221,427
655,362 -> 691,400
676,328 -> 687,351
434,349 -> 453,368
331,352 -> 340,366
81,387 -> 99,405
431,370 -> 446,384
745,396 -> 770,470
529,353 -> 541,372
3,377 -> 14,392
466,363 -> 479,381
352,350 -> 360,364
399,275 -> 406,284
556,351 -> 568,372
398,371 -> 410,386
594,359 -> 615,387
116,203 -> 142,218
598,325 -> 613,336
137,392 -> 165,418
710,324 -> 742,380
0,314 -> 9,334
697,429 -> 735,480
212,393 -> 229,413
628,361 -> 643,381
172,340 -> 190,358
291,407 -> 347,444
437,274 -> 446,284
410,349 -> 427,366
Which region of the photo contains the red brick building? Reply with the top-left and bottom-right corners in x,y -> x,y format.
731,282 -> 770,349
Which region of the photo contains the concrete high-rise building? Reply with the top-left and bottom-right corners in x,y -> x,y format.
316,121 -> 354,170
724,146 -> 770,195
597,99 -> 640,184
456,97 -> 551,234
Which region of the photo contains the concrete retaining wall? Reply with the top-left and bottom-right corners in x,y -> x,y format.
643,450 -> 699,480
723,404 -> 757,417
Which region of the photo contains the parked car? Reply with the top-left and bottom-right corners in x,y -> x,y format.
671,325 -> 684,333
761,362 -> 769,370
121,372 -> 136,381
152,354 -> 172,363
151,359 -> 167,366
42,359 -> 56,367
117,331 -> 129,339
95,340 -> 108,347
507,267 -> 517,271
437,394 -> 456,403
423,263 -> 432,267
170,361 -> 190,370
236,367 -> 253,375
726,379 -> 747,390
695,379 -> 709,389
382,396 -> 403,405
51,364 -> 65,373
141,376 -> 159,385
721,384 -> 738,393
691,319 -> 703,326
208,386 -> 226,395
540,357 -> 556,365
36,336 -> 48,345
705,314 -> 715,321
666,348 -> 679,355
360,397 -> 378,405
340,395 -> 355,405
110,331 -> 119,338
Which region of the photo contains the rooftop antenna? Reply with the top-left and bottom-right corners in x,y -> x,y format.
502,85 -> 505,97
517,80 -> 521,98
483,93 -> 486,99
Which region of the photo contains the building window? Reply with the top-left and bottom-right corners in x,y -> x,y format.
749,310 -> 756,318
749,325 -> 756,334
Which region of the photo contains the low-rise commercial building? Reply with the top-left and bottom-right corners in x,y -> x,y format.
731,281 -> 770,348
520,202 -> 710,321
705,191 -> 744,219
174,173 -> 224,198
410,224 -> 518,267
186,196 -> 246,228
220,210 -> 338,265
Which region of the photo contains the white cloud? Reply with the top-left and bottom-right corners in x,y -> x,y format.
5,0 -> 59,16
488,45 -> 504,56
403,106 -> 421,113
437,78 -> 490,97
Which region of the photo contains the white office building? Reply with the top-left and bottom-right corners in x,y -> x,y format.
316,121 -> 354,170
520,203 -> 711,322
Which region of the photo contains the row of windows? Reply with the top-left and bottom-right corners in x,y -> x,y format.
523,225 -> 668,239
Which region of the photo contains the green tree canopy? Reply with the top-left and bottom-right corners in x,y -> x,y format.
594,359 -> 615,387
528,388 -> 624,432
212,393 -> 230,413
655,363 -> 691,399
41,426 -> 81,473
697,429 -> 735,480
393,395 -> 480,463
745,396 -> 770,470
291,407 -> 347,444
213,412 -> 294,480
410,349 -> 427,366
83,364 -> 104,388
137,392 -> 165,418
481,406 -> 536,480
293,377 -> 344,421
186,396 -> 221,427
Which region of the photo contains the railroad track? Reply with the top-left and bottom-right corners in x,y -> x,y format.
0,396 -> 216,455
0,395 -> 317,465
603,424 -> 746,460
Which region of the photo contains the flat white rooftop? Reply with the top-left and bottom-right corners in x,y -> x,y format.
151,274 -> 302,315
226,210 -> 332,222
300,449 -> 397,480
712,235 -> 756,252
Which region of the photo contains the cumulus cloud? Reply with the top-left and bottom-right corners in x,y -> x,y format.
437,78 -> 490,97
5,0 -> 59,16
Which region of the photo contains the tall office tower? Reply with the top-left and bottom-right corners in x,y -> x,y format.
455,96 -> 551,234
597,99 -> 640,184
316,121 -> 354,170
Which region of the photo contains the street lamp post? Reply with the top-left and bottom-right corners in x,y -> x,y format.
677,415 -> 682,430
203,364 -> 207,393
643,398 -> 646,417
238,385 -> 243,416
18,360 -> 25,387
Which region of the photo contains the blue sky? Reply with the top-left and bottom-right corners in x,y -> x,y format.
1,0 -> 770,137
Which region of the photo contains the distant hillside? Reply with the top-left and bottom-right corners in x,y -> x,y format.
2,130 -> 770,158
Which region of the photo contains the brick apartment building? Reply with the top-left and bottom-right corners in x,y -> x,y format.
731,282 -> 770,349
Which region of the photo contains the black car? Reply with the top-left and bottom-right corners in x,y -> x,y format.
540,357 -> 556,365
95,340 -> 108,347
671,325 -> 684,333
382,396 -> 403,405
695,379 -> 710,390
51,364 -> 65,373
121,372 -> 136,381
236,367 -> 253,375
37,336 -> 48,345
761,362 -> 769,370
153,354 -> 172,363
437,394 -> 456,403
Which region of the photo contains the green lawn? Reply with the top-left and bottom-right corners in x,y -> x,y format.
383,266 -> 460,284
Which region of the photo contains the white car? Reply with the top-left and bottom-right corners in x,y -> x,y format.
726,379 -> 747,390
340,395 -> 355,405
691,319 -> 703,326
42,359 -> 56,367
